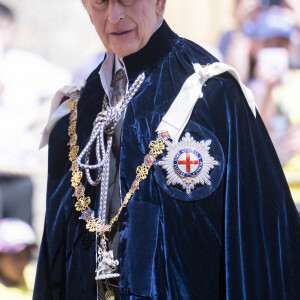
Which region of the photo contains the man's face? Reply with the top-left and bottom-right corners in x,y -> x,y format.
84,0 -> 165,58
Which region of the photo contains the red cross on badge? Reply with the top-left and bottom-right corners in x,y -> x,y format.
158,133 -> 219,195
178,152 -> 199,173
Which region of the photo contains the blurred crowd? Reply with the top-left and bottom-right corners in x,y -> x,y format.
219,0 -> 300,208
0,4 -> 71,297
0,0 -> 300,298
0,3 -> 71,224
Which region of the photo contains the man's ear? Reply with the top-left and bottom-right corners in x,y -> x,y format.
156,0 -> 166,16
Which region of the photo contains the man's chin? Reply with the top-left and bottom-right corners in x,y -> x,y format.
112,45 -> 141,59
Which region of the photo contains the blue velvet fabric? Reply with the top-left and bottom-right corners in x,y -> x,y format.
33,21 -> 300,299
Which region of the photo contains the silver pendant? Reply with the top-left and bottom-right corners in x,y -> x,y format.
95,237 -> 120,280
158,132 -> 219,195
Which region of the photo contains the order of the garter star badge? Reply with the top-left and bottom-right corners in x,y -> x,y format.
158,132 -> 219,195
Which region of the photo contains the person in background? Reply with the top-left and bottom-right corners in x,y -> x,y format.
284,0 -> 300,68
246,6 -> 300,209
219,0 -> 299,82
219,0 -> 260,83
0,218 -> 36,300
0,3 -> 71,224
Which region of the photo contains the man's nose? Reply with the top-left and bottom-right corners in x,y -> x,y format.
107,1 -> 125,23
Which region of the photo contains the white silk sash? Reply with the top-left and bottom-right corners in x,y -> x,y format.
39,83 -> 84,149
156,62 -> 257,142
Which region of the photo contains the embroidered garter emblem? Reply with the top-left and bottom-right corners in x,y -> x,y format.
158,132 -> 219,195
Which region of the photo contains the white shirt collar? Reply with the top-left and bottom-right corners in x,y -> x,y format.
98,20 -> 163,103
99,51 -> 128,107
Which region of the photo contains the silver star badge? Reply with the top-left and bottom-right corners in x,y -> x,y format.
158,132 -> 219,195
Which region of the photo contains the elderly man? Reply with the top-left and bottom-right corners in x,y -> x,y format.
34,1 -> 300,299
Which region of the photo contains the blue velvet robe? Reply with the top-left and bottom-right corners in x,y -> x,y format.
34,21 -> 300,300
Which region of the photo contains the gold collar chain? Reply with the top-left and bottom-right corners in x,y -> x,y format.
67,91 -> 170,234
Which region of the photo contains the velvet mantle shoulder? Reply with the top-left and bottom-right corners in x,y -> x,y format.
119,32 -> 300,299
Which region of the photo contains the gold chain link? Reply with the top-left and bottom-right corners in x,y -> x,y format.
68,94 -> 168,233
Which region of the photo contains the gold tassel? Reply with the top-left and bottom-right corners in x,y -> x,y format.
97,280 -> 105,300
105,289 -> 115,300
